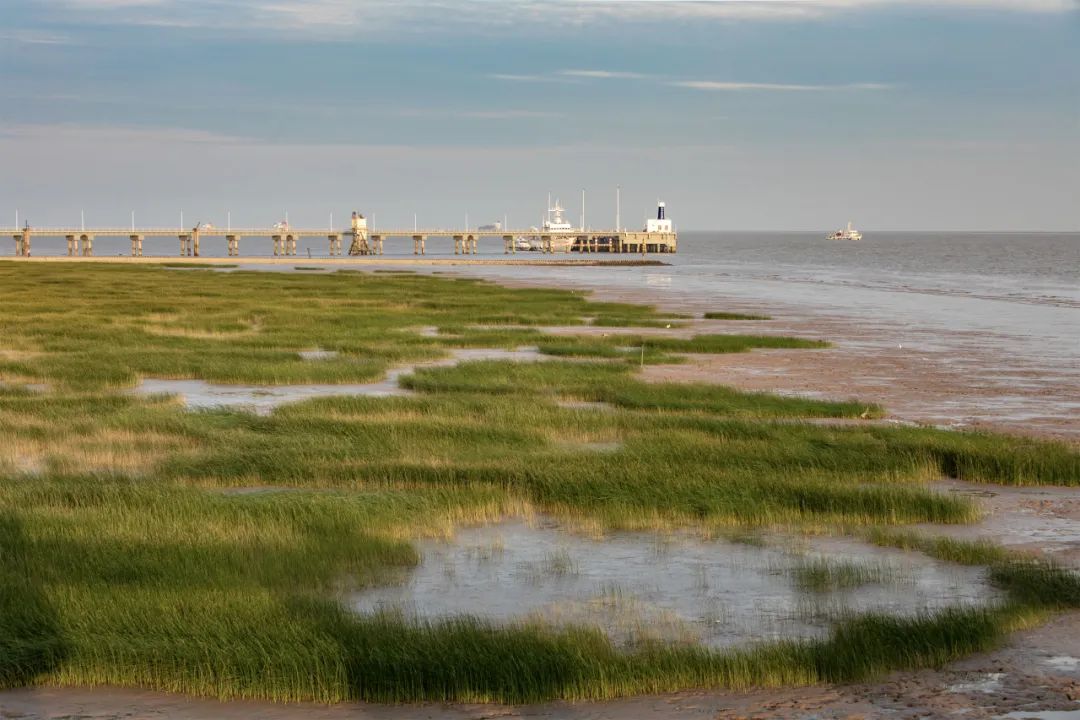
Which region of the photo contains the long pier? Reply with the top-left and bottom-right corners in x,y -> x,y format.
5,226 -> 677,258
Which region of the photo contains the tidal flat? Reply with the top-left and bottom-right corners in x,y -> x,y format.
0,262 -> 1077,706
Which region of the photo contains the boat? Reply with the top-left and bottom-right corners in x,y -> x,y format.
827,221 -> 862,240
529,199 -> 577,252
514,236 -> 532,252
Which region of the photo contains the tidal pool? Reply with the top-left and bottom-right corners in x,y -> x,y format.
352,520 -> 1001,649
133,347 -> 546,413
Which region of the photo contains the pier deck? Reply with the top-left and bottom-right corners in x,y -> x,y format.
5,227 -> 677,258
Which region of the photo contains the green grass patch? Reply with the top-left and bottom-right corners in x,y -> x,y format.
789,558 -> 896,592
161,262 -> 237,269
704,311 -> 772,321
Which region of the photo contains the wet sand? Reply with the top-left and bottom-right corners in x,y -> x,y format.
467,274 -> 1080,443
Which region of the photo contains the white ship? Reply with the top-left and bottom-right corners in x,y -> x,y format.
528,199 -> 577,252
827,221 -> 862,241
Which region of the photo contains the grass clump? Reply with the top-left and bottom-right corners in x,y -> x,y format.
161,262 -> 237,269
790,558 -> 897,593
704,311 -> 772,321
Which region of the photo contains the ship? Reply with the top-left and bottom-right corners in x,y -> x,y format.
826,221 -> 862,241
528,199 -> 577,252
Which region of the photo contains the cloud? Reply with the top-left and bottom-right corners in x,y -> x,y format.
393,108 -> 564,119
673,80 -> 892,91
489,73 -> 575,83
559,69 -> 654,79
0,123 -> 251,145
0,29 -> 74,45
39,0 -> 1077,38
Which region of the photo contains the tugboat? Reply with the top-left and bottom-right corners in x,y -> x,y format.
827,221 -> 862,240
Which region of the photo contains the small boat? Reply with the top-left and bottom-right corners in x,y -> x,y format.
514,236 -> 532,252
827,221 -> 862,240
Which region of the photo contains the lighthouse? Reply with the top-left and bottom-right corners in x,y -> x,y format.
645,201 -> 673,233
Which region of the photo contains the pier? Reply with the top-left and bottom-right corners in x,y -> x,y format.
6,226 -> 676,258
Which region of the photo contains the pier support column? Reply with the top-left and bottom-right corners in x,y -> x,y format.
348,230 -> 369,256
541,235 -> 552,254
412,235 -> 426,255
192,229 -> 201,257
178,234 -> 189,256
226,235 -> 240,257
503,235 -> 515,254
453,235 -> 463,255
327,234 -> 340,256
273,235 -> 282,256
81,234 -> 93,256
130,234 -> 144,257
14,230 -> 31,257
370,235 -> 383,255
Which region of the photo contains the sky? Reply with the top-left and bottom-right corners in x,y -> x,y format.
0,0 -> 1078,231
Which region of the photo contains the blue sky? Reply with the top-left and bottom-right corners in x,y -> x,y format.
1,0 -> 1077,230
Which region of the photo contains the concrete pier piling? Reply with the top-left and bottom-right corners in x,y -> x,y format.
130,234 -> 143,257
13,229 -> 31,257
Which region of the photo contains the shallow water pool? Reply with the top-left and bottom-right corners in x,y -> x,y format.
352,519 -> 1001,648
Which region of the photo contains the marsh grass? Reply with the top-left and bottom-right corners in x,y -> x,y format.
789,557 -> 903,593
704,311 -> 772,321
0,262 -> 1077,704
535,334 -> 827,365
161,262 -> 238,269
